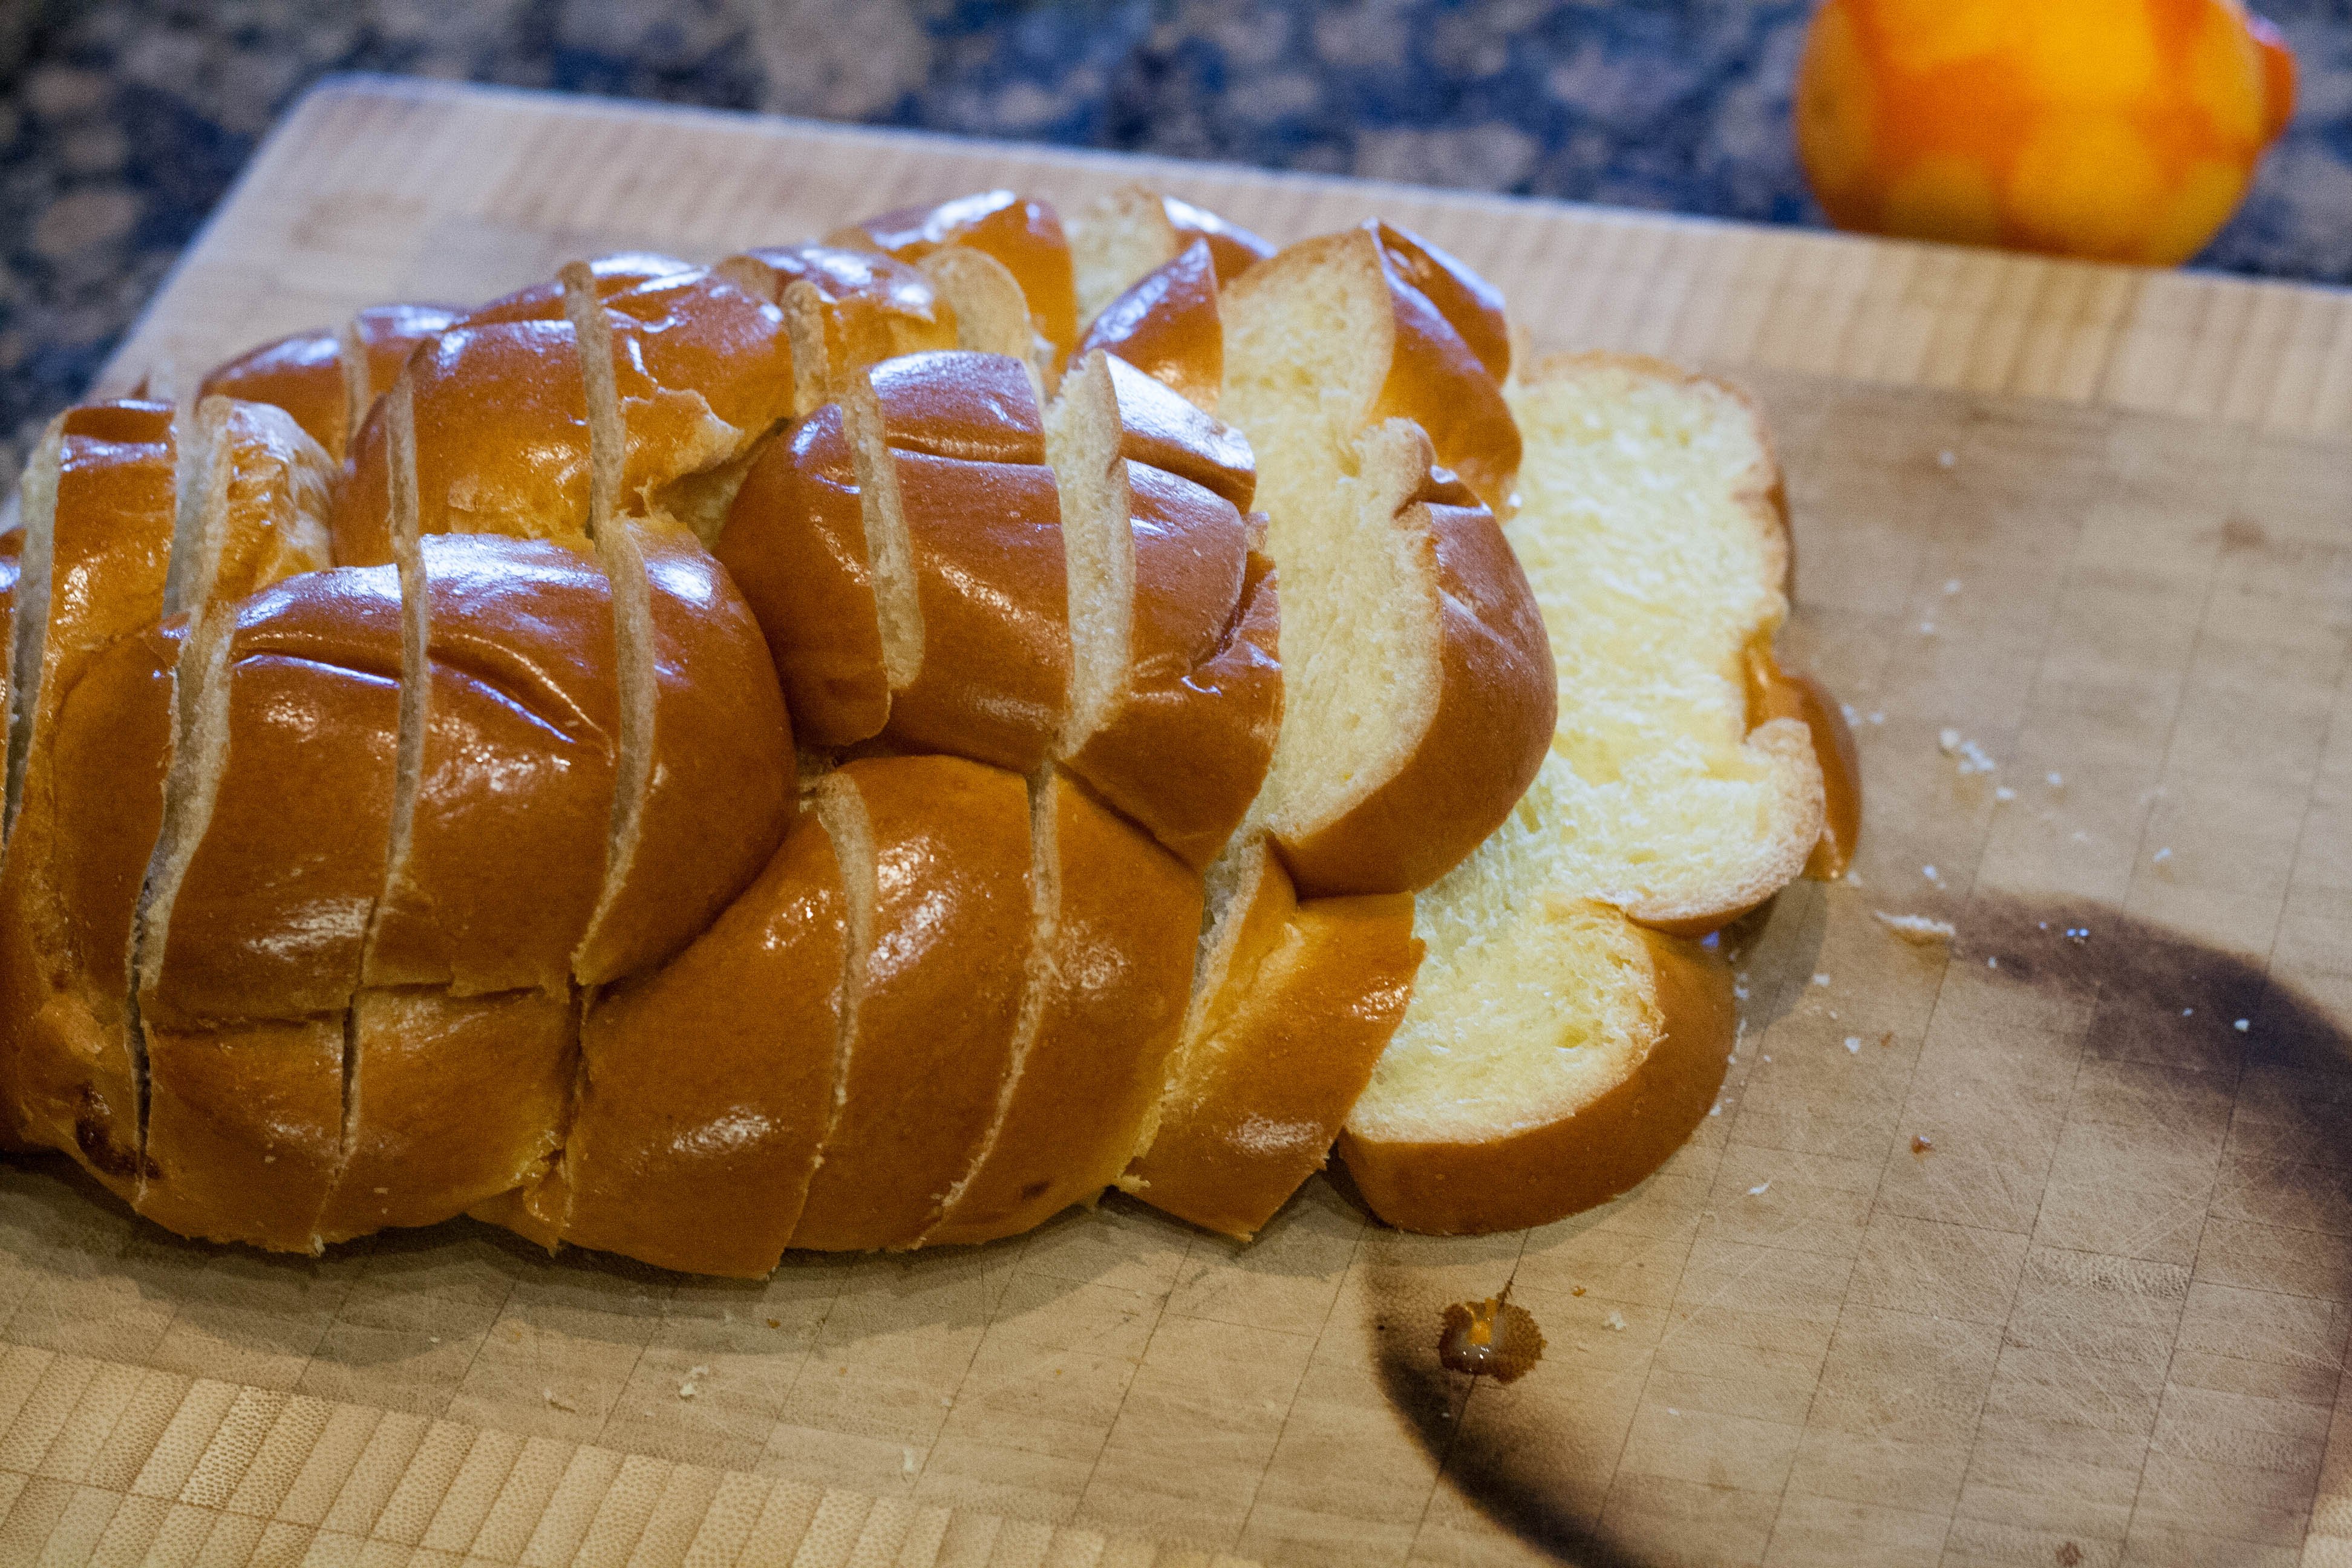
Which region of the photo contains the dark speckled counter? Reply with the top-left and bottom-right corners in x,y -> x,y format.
4,0 -> 2348,484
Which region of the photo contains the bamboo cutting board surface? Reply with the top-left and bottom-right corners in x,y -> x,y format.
2,74 -> 2344,1567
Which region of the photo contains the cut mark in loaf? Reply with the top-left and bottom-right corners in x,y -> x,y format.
1505,353 -> 1827,931
1120,836 -> 1419,1240
921,766 -> 1200,1248
1042,350 -> 1278,869
790,756 -> 1033,1252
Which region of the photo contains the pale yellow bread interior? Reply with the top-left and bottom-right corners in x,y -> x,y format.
1345,757 -> 1661,1151
1339,354 -> 1828,1233
1505,353 -> 1823,930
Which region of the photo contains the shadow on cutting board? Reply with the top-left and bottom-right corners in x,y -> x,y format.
1367,890 -> 2352,1566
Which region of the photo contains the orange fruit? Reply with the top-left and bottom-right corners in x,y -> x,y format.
1795,0 -> 2296,265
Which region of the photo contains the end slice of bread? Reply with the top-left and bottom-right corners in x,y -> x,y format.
1336,354 -> 1851,1236
1505,353 -> 1827,932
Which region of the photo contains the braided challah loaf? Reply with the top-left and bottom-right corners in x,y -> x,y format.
0,183 -> 1855,1272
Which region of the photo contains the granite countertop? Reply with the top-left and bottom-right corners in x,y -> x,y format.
4,0 -> 2348,486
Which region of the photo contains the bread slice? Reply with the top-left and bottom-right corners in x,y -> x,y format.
1334,355 -> 1850,1235
0,397 -> 333,1198
312,987 -> 573,1244
1044,351 -> 1279,868
1333,782 -> 1736,1233
332,257 -> 795,562
543,806 -> 848,1275
1502,353 -> 1828,932
1074,240 -> 1224,414
563,267 -> 796,987
921,767 -> 1200,1247
1121,837 -> 1420,1239
788,756 -> 1034,1251
197,302 -> 460,463
1224,413 -> 1553,896
716,350 -> 1072,773
718,245 -> 956,416
1221,221 -> 1519,514
361,532 -> 621,995
1069,183 -> 1273,332
829,191 -> 1079,367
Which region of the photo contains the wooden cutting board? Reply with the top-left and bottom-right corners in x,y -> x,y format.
1,74 -> 2344,1568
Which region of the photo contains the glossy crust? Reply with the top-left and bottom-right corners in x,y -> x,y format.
867,353 -> 1073,771
337,320 -> 593,564
789,756 -> 1033,1252
713,402 -> 890,746
547,810 -> 846,1276
138,1017 -> 343,1250
831,191 -> 1079,366
315,988 -> 574,1244
1067,474 -> 1281,872
572,520 -> 794,985
923,771 -> 1200,1247
143,567 -> 402,1023
1265,428 -> 1556,897
364,535 -> 620,994
9,625 -> 175,1198
1075,240 -> 1224,413
197,303 -> 461,462
1122,841 -> 1421,1240
721,245 -> 956,414
0,404 -> 177,1182
336,264 -> 792,560
1334,924 -> 1734,1235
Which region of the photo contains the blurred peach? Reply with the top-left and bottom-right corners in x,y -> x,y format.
1795,0 -> 2296,265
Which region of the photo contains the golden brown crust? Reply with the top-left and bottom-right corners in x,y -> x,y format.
314,988 -> 574,1244
1065,480 -> 1281,872
1361,227 -> 1521,517
5,625 -> 175,1199
724,244 -> 957,414
137,1016 -> 342,1250
143,568 -> 402,1024
197,304 -> 460,462
1336,926 -> 1733,1235
552,809 -> 846,1276
1269,436 -> 1555,897
571,521 -> 794,985
1123,844 -> 1420,1240
831,192 -> 1078,367
712,403 -> 890,746
337,321 -> 593,566
364,536 -> 621,994
868,354 -> 1073,771
923,771 -> 1200,1247
789,756 -> 1033,1252
1161,195 -> 1275,284
1076,241 -> 1224,414
1099,354 -> 1253,512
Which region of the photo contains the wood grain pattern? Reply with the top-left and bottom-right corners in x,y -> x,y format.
0,73 -> 2337,1566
